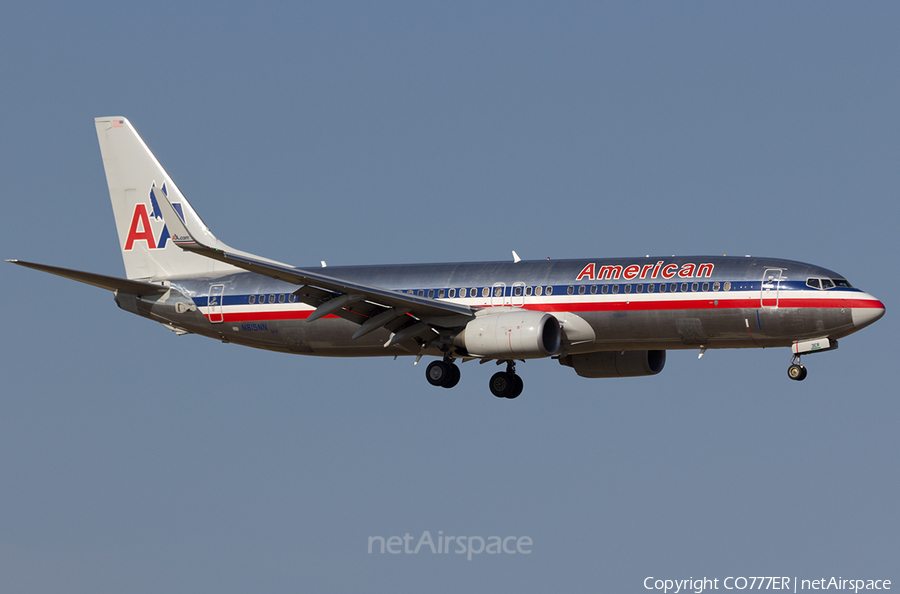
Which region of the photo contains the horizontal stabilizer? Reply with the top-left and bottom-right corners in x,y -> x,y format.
7,260 -> 168,295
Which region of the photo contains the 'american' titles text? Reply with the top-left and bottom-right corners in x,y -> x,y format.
576,261 -> 714,281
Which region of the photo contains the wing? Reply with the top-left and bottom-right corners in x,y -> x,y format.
153,188 -> 475,348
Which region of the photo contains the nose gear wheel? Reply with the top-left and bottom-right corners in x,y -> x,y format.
787,355 -> 807,381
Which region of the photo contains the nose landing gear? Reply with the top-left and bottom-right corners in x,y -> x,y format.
787,355 -> 808,381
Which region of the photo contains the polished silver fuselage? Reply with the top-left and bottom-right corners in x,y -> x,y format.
120,255 -> 883,358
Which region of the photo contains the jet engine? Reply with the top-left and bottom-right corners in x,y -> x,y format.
558,350 -> 666,378
453,311 -> 561,359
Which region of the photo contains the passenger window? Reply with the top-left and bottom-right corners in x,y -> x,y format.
536,286 -> 543,296
624,284 -> 632,294
482,287 -> 489,298
681,283 -> 688,292
279,294 -> 285,303
493,286 -> 502,297
514,286 -> 522,296
601,285 -> 609,294
438,289 -> 445,298
567,286 -> 574,295
612,285 -> 619,294
713,282 -> 720,292
525,286 -> 533,296
724,282 -> 731,291
636,284 -> 643,293
822,279 -> 835,289
249,295 -> 255,304
659,283 -> 666,293
692,283 -> 698,292
546,286 -> 553,296
648,283 -> 655,293
578,285 -> 585,295
290,294 -> 297,303
417,289 -> 424,297
702,282 -> 709,291
590,285 -> 597,295
268,294 -> 275,304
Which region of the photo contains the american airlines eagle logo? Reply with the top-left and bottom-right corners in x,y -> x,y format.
123,182 -> 185,251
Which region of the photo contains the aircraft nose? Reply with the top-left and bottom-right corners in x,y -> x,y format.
852,295 -> 885,329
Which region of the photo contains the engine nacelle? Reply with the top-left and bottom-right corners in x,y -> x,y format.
453,311 -> 561,359
558,350 -> 666,378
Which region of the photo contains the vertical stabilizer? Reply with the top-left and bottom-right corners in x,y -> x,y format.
95,117 -> 241,280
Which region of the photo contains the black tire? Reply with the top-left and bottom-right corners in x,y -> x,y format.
442,364 -> 461,389
426,360 -> 450,386
788,364 -> 803,381
489,371 -> 514,398
797,366 -> 808,381
507,374 -> 524,399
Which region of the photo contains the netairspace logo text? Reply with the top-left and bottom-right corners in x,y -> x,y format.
368,531 -> 532,561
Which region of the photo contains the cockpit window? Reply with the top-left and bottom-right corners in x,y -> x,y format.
807,277 -> 848,290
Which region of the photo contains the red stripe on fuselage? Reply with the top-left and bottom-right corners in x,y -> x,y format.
200,296 -> 883,322
524,296 -> 882,313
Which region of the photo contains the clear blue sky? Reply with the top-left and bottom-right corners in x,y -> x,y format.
1,2 -> 897,592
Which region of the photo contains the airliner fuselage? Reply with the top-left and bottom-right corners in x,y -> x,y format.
118,255 -> 880,363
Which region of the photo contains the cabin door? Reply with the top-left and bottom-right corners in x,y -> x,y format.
490,282 -> 507,307
208,284 -> 225,323
760,269 -> 782,308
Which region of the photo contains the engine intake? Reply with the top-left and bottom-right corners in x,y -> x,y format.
453,311 -> 561,359
559,350 -> 666,378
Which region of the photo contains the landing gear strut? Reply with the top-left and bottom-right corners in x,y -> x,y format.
787,355 -> 808,381
426,358 -> 460,389
489,361 -> 524,399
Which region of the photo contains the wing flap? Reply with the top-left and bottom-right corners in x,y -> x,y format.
293,286 -> 391,326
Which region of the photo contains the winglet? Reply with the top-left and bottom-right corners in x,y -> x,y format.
152,187 -> 199,248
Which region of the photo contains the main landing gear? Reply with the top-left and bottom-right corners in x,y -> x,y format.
787,355 -> 808,381
425,358 -> 524,398
489,361 -> 524,400
425,359 -> 460,389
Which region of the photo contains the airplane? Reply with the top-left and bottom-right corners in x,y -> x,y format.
8,117 -> 886,399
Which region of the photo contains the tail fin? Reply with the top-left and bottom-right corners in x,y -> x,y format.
95,116 -> 241,280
